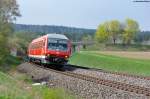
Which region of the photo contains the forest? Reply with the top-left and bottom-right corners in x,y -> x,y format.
13,24 -> 95,41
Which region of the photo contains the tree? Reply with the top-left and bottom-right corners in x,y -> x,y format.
8,32 -> 37,56
0,21 -> 12,61
95,22 -> 109,43
123,18 -> 139,44
0,0 -> 20,22
0,0 -> 20,62
108,20 -> 121,44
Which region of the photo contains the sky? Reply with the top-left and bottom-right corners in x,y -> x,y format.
16,0 -> 150,30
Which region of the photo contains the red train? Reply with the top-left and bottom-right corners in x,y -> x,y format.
28,34 -> 72,65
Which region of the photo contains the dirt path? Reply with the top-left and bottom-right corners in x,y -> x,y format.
95,51 -> 150,60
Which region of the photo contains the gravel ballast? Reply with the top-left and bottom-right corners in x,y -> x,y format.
18,63 -> 150,99
65,65 -> 150,88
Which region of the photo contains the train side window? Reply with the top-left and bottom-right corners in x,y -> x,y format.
30,40 -> 44,49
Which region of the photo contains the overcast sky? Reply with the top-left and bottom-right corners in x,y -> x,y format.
16,0 -> 150,30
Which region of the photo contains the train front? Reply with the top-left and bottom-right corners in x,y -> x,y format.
45,35 -> 71,64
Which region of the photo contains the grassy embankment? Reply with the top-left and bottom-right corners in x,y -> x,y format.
0,56 -> 74,99
0,71 -> 74,99
69,51 -> 150,76
0,55 -> 21,72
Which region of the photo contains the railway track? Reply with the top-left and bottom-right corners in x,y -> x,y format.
30,63 -> 150,96
66,64 -> 150,81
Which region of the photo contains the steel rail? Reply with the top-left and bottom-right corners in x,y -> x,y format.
66,64 -> 150,80
29,63 -> 150,96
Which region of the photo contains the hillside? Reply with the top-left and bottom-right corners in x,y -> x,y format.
13,24 -> 96,41
14,24 -> 95,34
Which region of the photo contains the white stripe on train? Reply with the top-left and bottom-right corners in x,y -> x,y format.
28,55 -> 46,59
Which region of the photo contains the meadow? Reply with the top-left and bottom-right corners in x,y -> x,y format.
69,51 -> 150,76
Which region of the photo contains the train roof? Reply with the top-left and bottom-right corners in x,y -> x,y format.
31,33 -> 68,43
47,34 -> 68,40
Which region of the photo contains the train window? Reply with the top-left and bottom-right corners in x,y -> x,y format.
48,38 -> 68,51
58,40 -> 67,44
48,39 -> 57,43
30,41 -> 44,49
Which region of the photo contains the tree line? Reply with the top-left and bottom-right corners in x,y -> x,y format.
95,18 -> 140,45
14,24 -> 95,34
14,24 -> 95,41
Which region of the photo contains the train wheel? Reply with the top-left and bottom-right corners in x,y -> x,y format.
29,58 -> 32,63
54,64 -> 64,70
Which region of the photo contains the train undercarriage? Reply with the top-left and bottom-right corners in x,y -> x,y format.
28,55 -> 68,68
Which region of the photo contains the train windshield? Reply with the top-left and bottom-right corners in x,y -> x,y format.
48,38 -> 68,51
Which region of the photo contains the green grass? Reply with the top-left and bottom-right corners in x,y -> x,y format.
0,71 -> 75,99
69,51 -> 150,76
0,55 -> 21,72
0,72 -> 33,99
34,86 -> 75,99
81,43 -> 150,51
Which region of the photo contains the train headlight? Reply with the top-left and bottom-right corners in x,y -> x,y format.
65,56 -> 68,58
46,54 -> 50,57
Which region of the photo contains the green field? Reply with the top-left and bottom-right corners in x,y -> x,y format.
0,71 -> 74,99
69,51 -> 150,76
